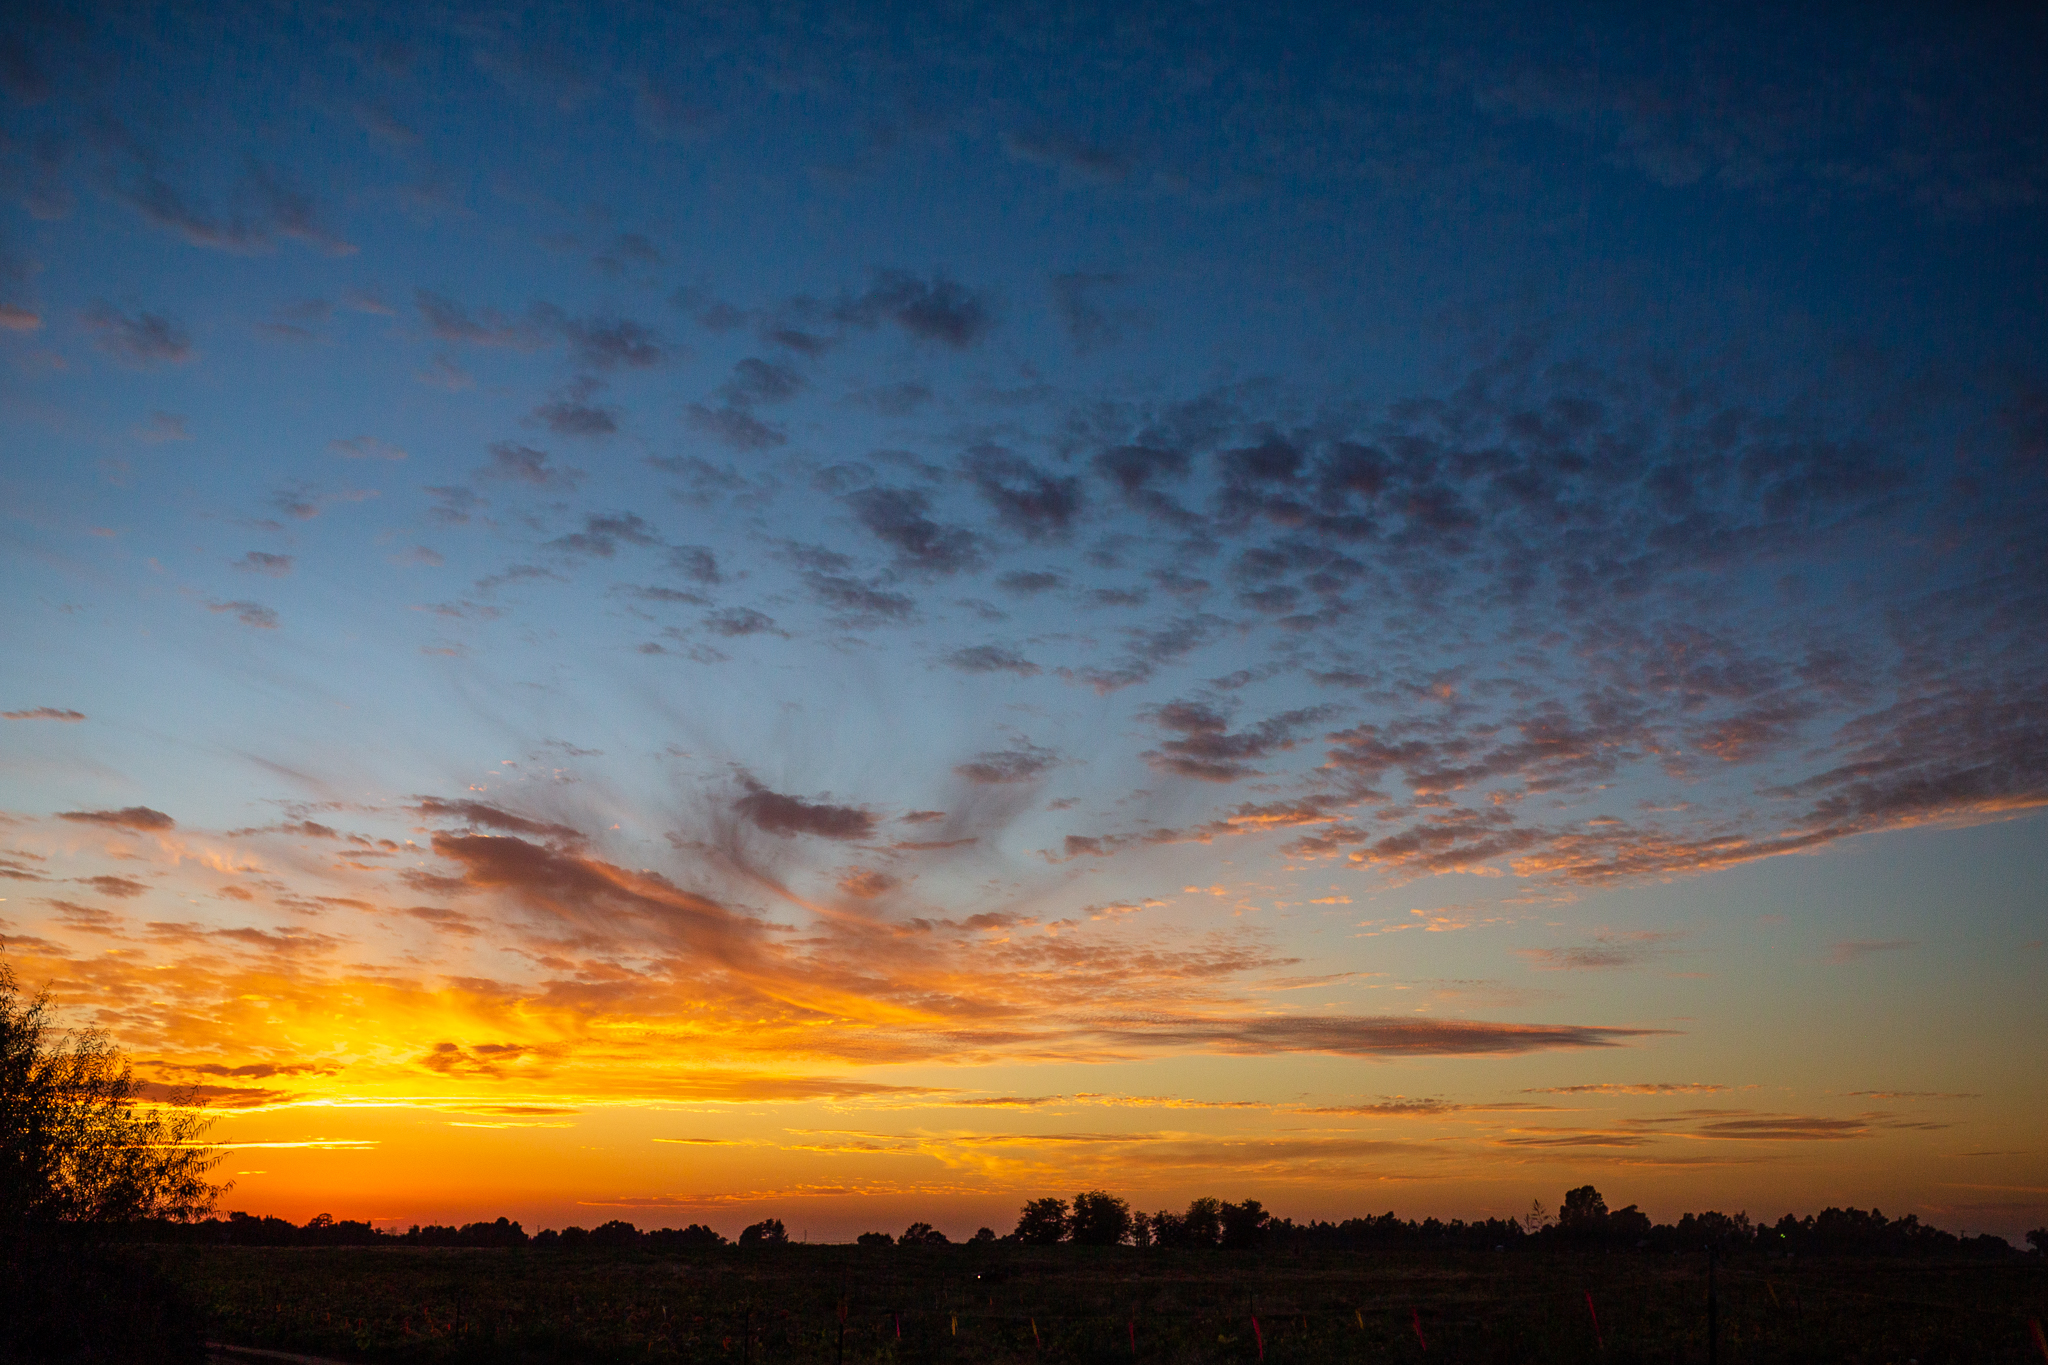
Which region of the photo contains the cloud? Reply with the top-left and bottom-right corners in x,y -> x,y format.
207,600 -> 279,629
232,551 -> 293,577
734,780 -> 876,840
531,386 -> 618,436
1049,271 -> 1126,351
328,436 -> 406,461
133,412 -> 190,443
1089,1015 -> 1660,1058
954,744 -> 1058,785
534,308 -> 668,369
1517,932 -> 1682,971
965,446 -> 1084,540
833,270 -> 995,348
1004,129 -> 1133,183
846,488 -> 982,575
82,302 -> 192,366
1141,701 -> 1335,782
547,513 -> 661,559
0,304 -> 39,331
943,644 -> 1040,677
79,875 -> 148,899
1827,939 -> 1917,964
685,403 -> 785,451
413,797 -> 583,843
703,607 -> 782,638
96,133 -> 354,256
414,290 -> 545,349
482,441 -> 580,489
3,707 -> 84,721
803,574 -> 916,623
1524,1082 -> 1728,1095
997,570 -> 1064,595
56,806 -> 175,831
719,357 -> 804,406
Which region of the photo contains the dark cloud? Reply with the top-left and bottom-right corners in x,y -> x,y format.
413,797 -> 583,844
846,487 -> 982,575
833,270 -> 994,348
734,781 -> 876,841
685,403 -> 786,451
3,707 -> 85,721
57,806 -> 175,832
414,290 -> 545,349
535,309 -> 668,368
997,570 -> 1064,595
666,546 -> 722,584
532,396 -> 617,436
845,381 -> 933,416
547,513 -> 661,558
719,357 -> 805,406
703,607 -> 782,637
95,130 -> 354,256
965,446 -> 1084,541
1517,932 -> 1681,971
1091,1014 -> 1660,1058
482,441 -> 580,489
233,551 -> 293,577
954,744 -> 1058,785
208,600 -> 279,629
1071,614 -> 1226,694
803,574 -> 916,623
424,485 -> 480,524
1004,129 -> 1132,183
79,875 -> 148,898
944,644 -> 1040,677
1049,271 -> 1126,351
1142,701 -> 1336,782
82,302 -> 192,366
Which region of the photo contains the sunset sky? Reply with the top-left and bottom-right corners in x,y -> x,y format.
2,3 -> 2045,1241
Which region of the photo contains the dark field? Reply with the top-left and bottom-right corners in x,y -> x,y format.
151,1244 -> 2048,1364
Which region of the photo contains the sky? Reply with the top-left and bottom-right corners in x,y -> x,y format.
2,1 -> 2045,1241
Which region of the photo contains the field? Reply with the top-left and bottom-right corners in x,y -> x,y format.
149,1243 -> 2048,1364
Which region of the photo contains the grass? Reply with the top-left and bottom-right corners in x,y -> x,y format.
150,1242 -> 2048,1364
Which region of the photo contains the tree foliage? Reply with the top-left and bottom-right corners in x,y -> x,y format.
0,963 -> 225,1227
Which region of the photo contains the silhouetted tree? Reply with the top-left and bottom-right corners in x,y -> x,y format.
739,1217 -> 787,1246
902,1220 -> 949,1245
1,963 -> 220,1364
1069,1190 -> 1132,1246
1558,1185 -> 1608,1235
1012,1196 -> 1070,1244
856,1230 -> 894,1247
0,964 -> 225,1226
1220,1198 -> 1270,1249
2028,1228 -> 2047,1256
1181,1196 -> 1224,1247
970,1226 -> 996,1243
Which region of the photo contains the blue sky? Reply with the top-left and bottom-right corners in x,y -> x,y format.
2,2 -> 2045,1237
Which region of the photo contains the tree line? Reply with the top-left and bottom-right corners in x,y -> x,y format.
124,1187 -> 2042,1259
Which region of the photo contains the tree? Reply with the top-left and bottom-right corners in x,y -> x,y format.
1012,1196 -> 1070,1244
1069,1190 -> 1132,1246
1558,1185 -> 1609,1234
0,963 -> 225,1227
856,1230 -> 894,1247
902,1221 -> 949,1245
738,1217 -> 787,1246
1220,1198 -> 1269,1249
2028,1227 -> 2047,1257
